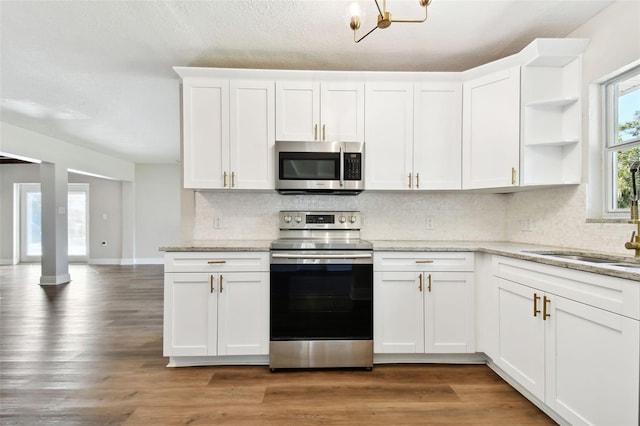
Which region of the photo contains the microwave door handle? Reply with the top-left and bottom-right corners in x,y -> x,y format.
339,146 -> 344,187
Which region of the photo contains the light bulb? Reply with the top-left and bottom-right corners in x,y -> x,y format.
345,2 -> 366,29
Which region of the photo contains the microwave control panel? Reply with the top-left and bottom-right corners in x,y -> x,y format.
344,153 -> 362,180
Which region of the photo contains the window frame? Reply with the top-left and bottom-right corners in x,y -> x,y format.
602,65 -> 640,217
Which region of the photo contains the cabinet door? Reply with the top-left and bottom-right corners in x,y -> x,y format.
414,82 -> 462,190
374,271 -> 424,353
230,80 -> 275,189
275,81 -> 319,141
424,272 -> 474,353
494,278 -> 545,400
164,273 -> 217,356
217,272 -> 269,356
364,83 -> 414,189
462,67 -> 520,189
321,82 -> 365,142
182,79 -> 229,189
545,296 -> 640,426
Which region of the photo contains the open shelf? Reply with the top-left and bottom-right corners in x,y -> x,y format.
525,139 -> 579,147
525,97 -> 578,109
521,52 -> 583,186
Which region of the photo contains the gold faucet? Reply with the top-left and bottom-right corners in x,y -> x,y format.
626,203 -> 640,257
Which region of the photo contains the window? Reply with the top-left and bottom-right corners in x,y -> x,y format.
19,183 -> 89,263
604,67 -> 640,214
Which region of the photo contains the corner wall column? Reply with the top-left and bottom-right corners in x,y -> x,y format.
40,162 -> 70,285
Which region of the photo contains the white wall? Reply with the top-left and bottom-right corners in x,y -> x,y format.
135,164 -> 181,263
1,122 -> 134,181
505,0 -> 640,255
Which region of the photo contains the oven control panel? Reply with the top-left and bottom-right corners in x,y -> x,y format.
279,211 -> 361,230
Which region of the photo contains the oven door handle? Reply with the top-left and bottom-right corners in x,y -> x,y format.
271,253 -> 372,259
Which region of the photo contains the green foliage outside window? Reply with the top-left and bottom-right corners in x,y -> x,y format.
616,110 -> 640,209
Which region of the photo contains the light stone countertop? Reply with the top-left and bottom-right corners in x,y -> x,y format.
160,240 -> 640,281
160,240 -> 272,252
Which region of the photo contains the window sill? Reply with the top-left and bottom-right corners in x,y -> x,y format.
587,217 -> 633,224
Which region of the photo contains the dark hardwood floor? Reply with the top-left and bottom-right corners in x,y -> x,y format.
0,264 -> 556,425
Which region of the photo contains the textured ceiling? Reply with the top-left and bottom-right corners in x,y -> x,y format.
0,0 -> 614,164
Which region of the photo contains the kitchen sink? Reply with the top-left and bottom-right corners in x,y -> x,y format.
607,263 -> 640,269
523,250 -> 640,268
539,254 -> 613,263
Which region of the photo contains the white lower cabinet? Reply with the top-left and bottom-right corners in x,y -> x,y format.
374,252 -> 475,354
492,256 -> 640,426
163,252 -> 269,359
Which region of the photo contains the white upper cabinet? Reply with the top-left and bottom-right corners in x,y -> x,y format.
414,82 -> 462,190
365,81 -> 462,190
365,82 -> 414,189
462,67 -> 521,189
229,80 -> 275,190
178,72 -> 274,190
182,78 -> 229,189
276,80 -> 364,142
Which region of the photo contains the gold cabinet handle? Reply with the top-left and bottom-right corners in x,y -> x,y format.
223,171 -> 228,187
408,173 -> 412,188
322,124 -> 326,141
210,275 -> 215,293
543,296 -> 551,320
533,293 -> 541,317
231,172 -> 235,188
415,260 -> 434,264
314,124 -> 318,140
219,275 -> 223,293
416,173 -> 420,189
418,273 -> 423,292
427,273 -> 432,292
207,260 -> 227,264
511,167 -> 516,185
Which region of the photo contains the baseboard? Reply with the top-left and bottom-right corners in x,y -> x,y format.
89,258 -> 122,265
374,353 -> 487,364
133,258 -> 164,265
88,258 -> 164,265
0,258 -> 16,265
40,273 -> 71,285
167,355 -> 270,367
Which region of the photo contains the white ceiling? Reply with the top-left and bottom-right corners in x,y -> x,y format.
0,0 -> 614,164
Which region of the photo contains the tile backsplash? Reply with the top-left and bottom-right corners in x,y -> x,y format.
194,190 -> 508,241
193,184 -> 634,255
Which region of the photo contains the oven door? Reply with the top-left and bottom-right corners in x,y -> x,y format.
269,251 -> 373,342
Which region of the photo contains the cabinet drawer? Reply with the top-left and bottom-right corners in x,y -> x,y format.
493,256 -> 640,320
165,251 -> 269,273
374,252 -> 474,272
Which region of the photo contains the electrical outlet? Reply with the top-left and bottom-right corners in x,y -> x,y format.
522,218 -> 534,232
426,217 -> 434,230
214,216 -> 223,229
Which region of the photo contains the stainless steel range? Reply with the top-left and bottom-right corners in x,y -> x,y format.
269,211 -> 373,370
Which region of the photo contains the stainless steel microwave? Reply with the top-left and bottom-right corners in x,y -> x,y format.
275,141 -> 365,195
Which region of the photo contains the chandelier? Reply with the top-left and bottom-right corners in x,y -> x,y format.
348,0 -> 432,43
